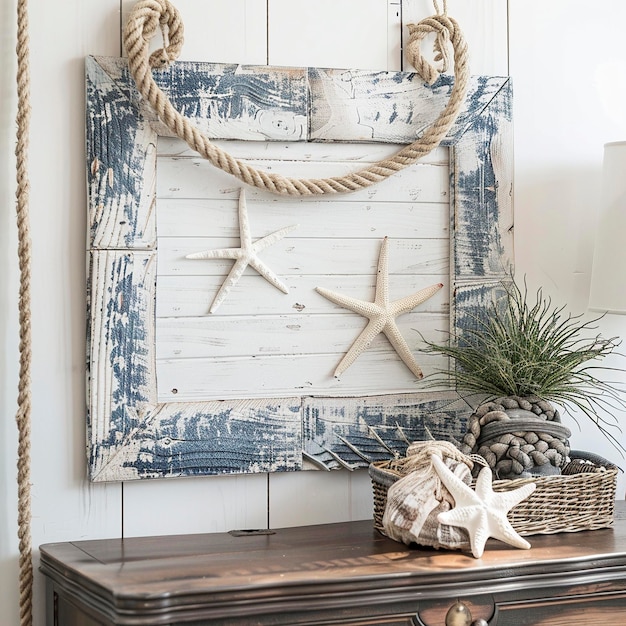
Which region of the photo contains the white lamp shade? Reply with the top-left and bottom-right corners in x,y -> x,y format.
589,141 -> 626,313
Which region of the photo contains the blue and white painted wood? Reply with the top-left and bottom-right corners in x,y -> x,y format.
86,54 -> 513,481
302,391 -> 473,470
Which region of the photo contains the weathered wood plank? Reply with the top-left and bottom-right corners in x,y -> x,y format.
156,273 -> 449,318
86,56 -> 157,250
156,156 -> 450,202
156,198 -> 449,240
158,237 -> 448,277
451,80 -> 514,280
156,312 -> 448,359
96,53 -> 506,145
156,352 -> 448,402
309,71 -> 508,144
302,391 -> 472,470
96,56 -> 309,141
93,398 -> 302,481
87,250 -> 157,479
453,279 -> 513,339
157,137 -> 449,164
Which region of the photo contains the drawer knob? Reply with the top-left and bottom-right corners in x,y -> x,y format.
445,602 -> 472,626
445,602 -> 489,626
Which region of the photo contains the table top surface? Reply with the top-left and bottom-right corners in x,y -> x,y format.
40,501 -> 626,602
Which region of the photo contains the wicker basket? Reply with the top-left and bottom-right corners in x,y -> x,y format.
369,450 -> 619,537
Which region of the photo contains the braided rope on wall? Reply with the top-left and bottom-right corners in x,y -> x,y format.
123,0 -> 470,196
15,0 -> 33,623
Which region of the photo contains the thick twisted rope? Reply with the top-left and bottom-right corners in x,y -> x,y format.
123,0 -> 470,196
15,0 -> 33,624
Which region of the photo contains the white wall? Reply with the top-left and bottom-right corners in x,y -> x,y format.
510,0 -> 626,479
0,1 -> 624,624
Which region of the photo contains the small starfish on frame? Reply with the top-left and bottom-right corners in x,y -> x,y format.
432,454 -> 536,559
186,188 -> 298,313
315,236 -> 443,378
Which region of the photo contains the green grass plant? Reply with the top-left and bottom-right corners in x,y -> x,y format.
422,280 -> 625,454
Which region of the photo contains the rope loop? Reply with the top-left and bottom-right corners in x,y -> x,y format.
123,0 -> 470,195
124,0 -> 184,69
405,15 -> 464,85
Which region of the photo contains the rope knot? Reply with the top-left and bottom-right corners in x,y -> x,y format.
405,14 -> 465,86
124,0 -> 184,70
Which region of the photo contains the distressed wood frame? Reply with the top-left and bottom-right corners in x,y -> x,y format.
86,56 -> 513,481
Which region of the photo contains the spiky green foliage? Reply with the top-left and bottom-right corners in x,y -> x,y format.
422,280 -> 625,454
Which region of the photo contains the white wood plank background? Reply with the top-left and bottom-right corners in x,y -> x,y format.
3,1 -> 626,624
154,129 -> 450,399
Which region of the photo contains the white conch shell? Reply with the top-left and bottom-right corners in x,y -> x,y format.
382,455 -> 472,550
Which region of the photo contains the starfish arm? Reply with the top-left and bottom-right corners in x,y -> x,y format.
474,466 -> 537,513
315,287 -> 380,317
252,224 -> 299,252
472,467 -> 534,551
208,257 -> 249,313
470,519 -> 492,559
382,321 -> 424,379
373,237 -> 390,307
488,482 -> 537,514
488,514 -> 532,551
390,282 -> 443,316
237,188 -> 253,249
186,248 -> 243,260
437,504 -> 488,558
248,255 -> 290,294
334,318 -> 387,377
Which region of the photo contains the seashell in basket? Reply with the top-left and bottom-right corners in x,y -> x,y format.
382,453 -> 472,550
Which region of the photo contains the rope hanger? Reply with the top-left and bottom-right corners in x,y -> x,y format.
123,0 -> 470,196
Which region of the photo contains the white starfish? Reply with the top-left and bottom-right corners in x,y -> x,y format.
186,189 -> 298,313
315,236 -> 442,378
431,454 -> 536,559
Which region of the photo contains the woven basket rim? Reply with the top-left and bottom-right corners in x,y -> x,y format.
369,450 -> 618,537
368,453 -> 619,489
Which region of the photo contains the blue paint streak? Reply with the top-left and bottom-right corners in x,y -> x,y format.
107,256 -> 151,438
86,59 -> 148,246
303,397 -> 469,469
154,63 -> 307,122
128,403 -> 302,476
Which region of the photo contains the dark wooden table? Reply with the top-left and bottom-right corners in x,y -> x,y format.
40,501 -> 626,625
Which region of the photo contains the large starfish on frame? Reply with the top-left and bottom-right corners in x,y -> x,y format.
315,236 -> 443,378
186,189 -> 298,313
431,454 -> 536,559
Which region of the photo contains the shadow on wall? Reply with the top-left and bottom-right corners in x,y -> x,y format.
515,164 -> 626,498
514,165 -> 603,312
